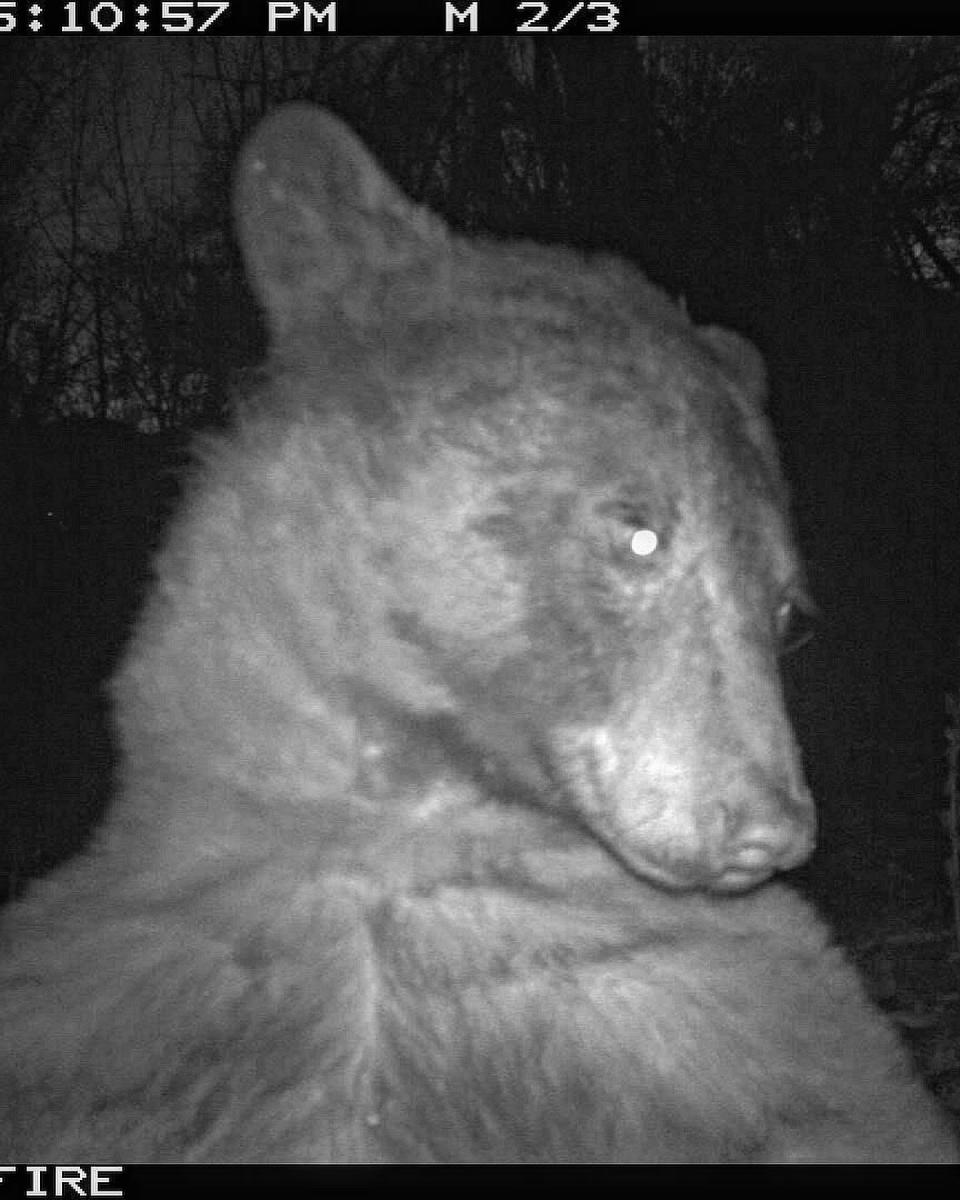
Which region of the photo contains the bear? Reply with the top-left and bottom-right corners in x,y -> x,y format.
0,103 -> 955,1164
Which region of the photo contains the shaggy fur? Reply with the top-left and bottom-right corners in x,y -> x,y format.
0,105 -> 955,1163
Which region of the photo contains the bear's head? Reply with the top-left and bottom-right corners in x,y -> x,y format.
122,105 -> 815,896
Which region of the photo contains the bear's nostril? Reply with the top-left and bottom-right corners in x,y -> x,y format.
729,828 -> 813,875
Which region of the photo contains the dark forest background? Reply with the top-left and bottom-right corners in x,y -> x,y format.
1,35 -> 959,1107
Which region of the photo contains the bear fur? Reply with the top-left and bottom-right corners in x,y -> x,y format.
0,104 -> 955,1163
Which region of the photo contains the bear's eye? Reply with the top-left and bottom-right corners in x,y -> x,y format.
618,508 -> 664,561
775,601 -> 792,639
776,593 -> 817,656
628,526 -> 660,559
600,502 -> 664,558
595,499 -> 669,572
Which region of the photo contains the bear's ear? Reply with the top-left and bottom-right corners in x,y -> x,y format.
699,325 -> 782,486
698,326 -> 767,404
233,104 -> 448,339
